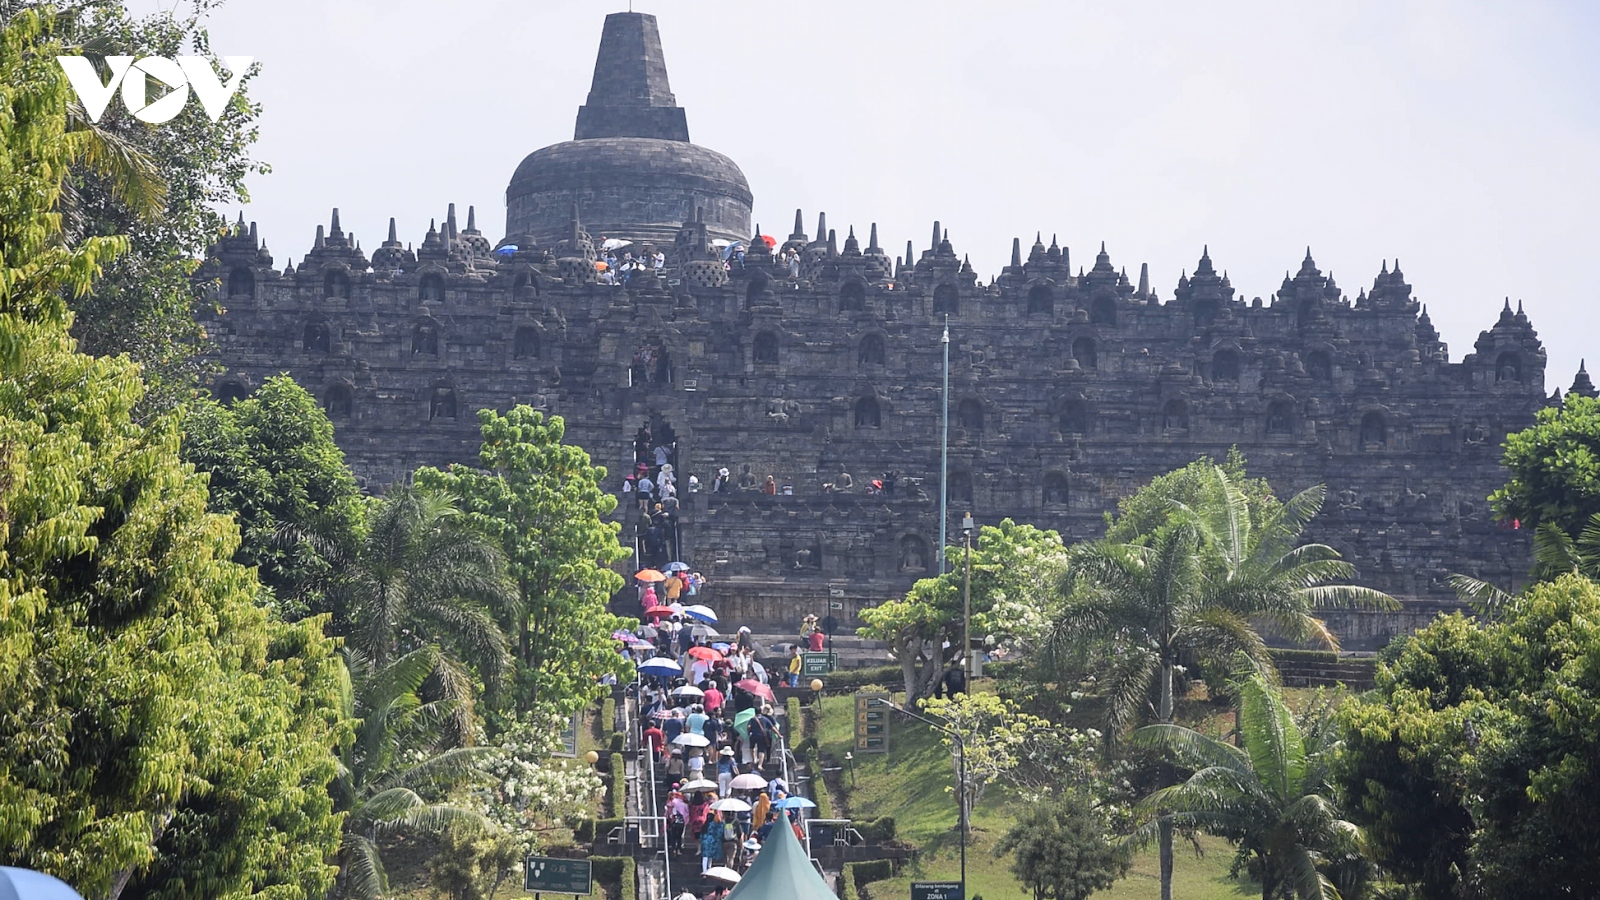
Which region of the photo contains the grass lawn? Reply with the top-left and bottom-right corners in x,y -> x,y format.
815,691 -> 1258,900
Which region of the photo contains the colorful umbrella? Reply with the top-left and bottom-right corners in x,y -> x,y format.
682,604 -> 718,623
635,568 -> 666,582
687,646 -> 722,661
494,245 -> 518,257
664,561 -> 691,572
638,657 -> 682,676
733,708 -> 756,736
759,234 -> 777,248
777,796 -> 816,809
735,679 -> 775,702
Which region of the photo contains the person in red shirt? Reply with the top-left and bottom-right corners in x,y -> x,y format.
703,681 -> 724,716
808,627 -> 824,652
644,723 -> 665,758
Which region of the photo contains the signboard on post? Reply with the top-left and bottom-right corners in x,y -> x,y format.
553,711 -> 580,758
801,652 -> 835,676
911,882 -> 964,900
854,691 -> 890,753
524,857 -> 592,895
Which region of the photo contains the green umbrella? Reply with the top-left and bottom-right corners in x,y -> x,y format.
733,708 -> 756,737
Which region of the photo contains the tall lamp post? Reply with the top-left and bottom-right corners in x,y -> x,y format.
939,316 -> 950,574
961,511 -> 974,681
874,698 -> 966,896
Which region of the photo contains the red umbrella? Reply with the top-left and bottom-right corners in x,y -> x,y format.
635,568 -> 667,582
735,679 -> 775,702
645,605 -> 676,619
687,645 -> 723,661
759,234 -> 777,248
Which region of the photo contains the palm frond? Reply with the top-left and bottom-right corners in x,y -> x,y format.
1448,573 -> 1512,618
339,832 -> 387,900
1130,723 -> 1251,774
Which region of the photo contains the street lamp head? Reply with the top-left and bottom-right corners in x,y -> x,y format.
810,678 -> 824,692
584,750 -> 600,765
961,511 -> 974,537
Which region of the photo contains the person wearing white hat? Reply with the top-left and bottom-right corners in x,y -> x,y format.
717,745 -> 736,796
712,468 -> 730,493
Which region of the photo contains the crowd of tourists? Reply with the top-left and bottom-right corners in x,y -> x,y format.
618,582 -> 828,895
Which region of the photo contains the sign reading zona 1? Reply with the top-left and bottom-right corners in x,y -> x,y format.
911,881 -> 964,900
524,856 -> 592,895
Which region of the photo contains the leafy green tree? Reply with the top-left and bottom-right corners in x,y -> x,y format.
333,648 -> 489,900
1337,573 -> 1600,900
995,791 -> 1131,900
416,407 -> 633,715
182,374 -> 365,622
1490,393 -> 1600,540
337,484 -> 516,714
35,0 -> 267,407
920,692 -> 1056,820
1047,462 -> 1391,900
424,823 -> 523,900
858,519 -> 1067,703
0,14 -> 342,898
1133,666 -> 1364,900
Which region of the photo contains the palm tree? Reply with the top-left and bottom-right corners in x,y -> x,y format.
1047,464 -> 1392,900
1451,511 -> 1600,615
340,484 -> 517,695
1130,667 -> 1365,900
333,647 -> 489,900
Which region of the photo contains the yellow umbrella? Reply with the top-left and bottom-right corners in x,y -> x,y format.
635,568 -> 666,582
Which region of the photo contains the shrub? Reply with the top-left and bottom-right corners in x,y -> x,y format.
609,753 -> 625,816
856,817 -> 897,843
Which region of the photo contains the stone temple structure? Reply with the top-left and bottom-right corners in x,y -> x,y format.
200,11 -> 1581,648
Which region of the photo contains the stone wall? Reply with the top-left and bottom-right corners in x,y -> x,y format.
202,215 -> 1545,648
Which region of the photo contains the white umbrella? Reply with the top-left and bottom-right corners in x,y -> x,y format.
671,685 -> 705,698
710,798 -> 752,813
679,778 -> 718,793
710,238 -> 734,248
729,773 -> 768,790
689,623 -> 720,637
704,866 -> 742,884
672,732 -> 711,747
601,238 -> 632,251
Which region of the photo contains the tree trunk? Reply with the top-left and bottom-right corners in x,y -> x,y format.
1159,659 -> 1175,900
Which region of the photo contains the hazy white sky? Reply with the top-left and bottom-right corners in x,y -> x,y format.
135,0 -> 1600,388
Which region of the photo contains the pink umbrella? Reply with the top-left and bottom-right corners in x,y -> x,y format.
735,679 -> 775,702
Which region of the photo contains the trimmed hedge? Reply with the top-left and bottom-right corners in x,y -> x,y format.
609,752 -> 625,817
608,731 -> 625,753
818,666 -> 899,694
785,696 -> 803,742
590,856 -> 634,900
840,859 -> 895,899
602,697 -> 617,733
1269,648 -> 1342,663
805,749 -> 834,820
573,817 -> 624,843
854,816 -> 897,843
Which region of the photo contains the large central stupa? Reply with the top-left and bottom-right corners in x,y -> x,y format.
504,11 -> 753,247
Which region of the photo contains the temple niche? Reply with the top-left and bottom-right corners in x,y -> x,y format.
197,11 -> 1549,649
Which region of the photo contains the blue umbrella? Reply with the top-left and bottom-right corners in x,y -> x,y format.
494,245 -> 518,257
682,605 -> 718,624
664,561 -> 690,572
638,657 -> 681,677
0,868 -> 87,900
777,796 -> 817,810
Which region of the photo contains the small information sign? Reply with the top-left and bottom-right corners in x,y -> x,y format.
553,711 -> 580,758
911,882 -> 964,900
524,857 -> 592,895
854,691 -> 890,753
801,652 -> 835,675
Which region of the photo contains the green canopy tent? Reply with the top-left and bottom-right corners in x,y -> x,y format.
722,807 -> 834,900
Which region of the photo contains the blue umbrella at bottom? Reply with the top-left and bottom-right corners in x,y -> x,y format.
777,796 -> 817,810
0,868 -> 87,900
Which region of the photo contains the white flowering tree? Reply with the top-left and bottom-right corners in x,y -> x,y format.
475,709 -> 604,854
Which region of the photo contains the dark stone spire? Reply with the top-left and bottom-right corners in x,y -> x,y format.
329,208 -> 342,238
842,226 -> 860,257
868,223 -> 880,251
1196,245 -> 1214,276
1138,262 -> 1150,297
791,209 -> 806,242
931,220 -> 941,251
1010,237 -> 1022,268
387,217 -> 397,243
574,12 -> 690,142
1571,360 -> 1597,399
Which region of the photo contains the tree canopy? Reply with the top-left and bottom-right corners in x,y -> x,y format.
1337,573 -> 1600,900
416,406 -> 633,715
1490,393 -> 1600,539
0,13 -> 342,897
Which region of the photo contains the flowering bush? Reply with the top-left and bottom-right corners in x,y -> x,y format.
476,709 -> 603,852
